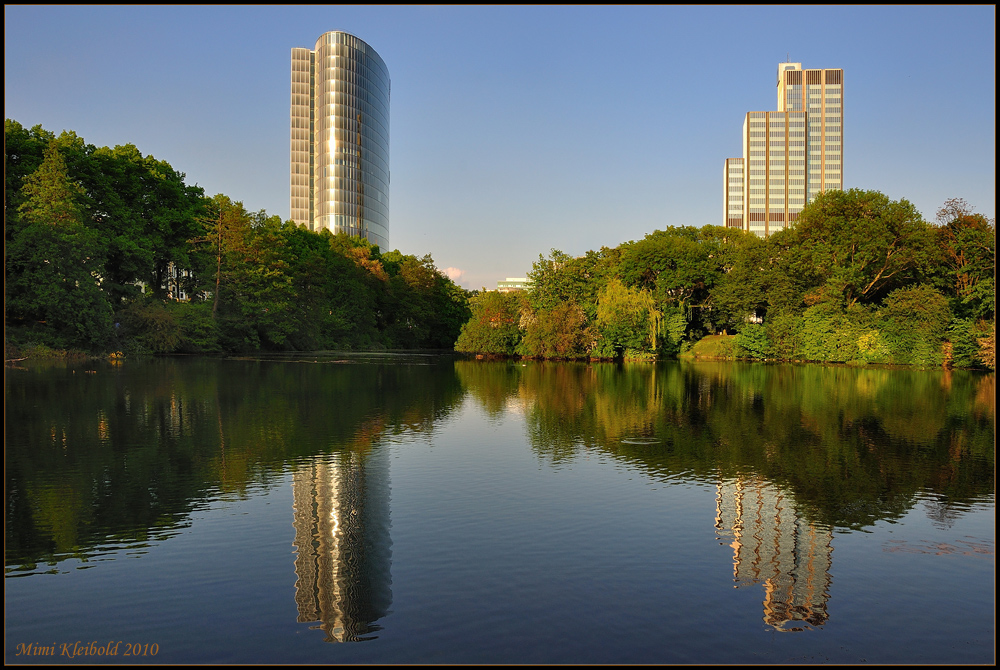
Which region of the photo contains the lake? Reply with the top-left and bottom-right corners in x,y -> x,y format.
4,355 -> 994,663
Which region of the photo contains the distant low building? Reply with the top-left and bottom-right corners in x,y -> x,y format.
496,277 -> 530,293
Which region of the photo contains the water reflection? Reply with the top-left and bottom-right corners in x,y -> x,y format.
715,476 -> 832,632
456,360 -> 995,528
4,356 -> 462,576
457,359 -> 994,634
292,448 -> 392,642
6,358 -> 994,622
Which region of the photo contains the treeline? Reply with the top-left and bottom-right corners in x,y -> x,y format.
4,120 -> 470,354
456,190 -> 995,369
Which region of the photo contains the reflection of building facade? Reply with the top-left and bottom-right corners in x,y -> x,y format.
292,448 -> 392,642
715,476 -> 832,631
291,31 -> 390,249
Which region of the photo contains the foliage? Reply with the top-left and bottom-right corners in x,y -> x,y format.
934,198 -> 995,321
764,311 -> 804,360
786,189 -> 936,308
661,306 -> 688,356
527,248 -> 619,322
734,323 -> 771,359
877,285 -> 951,366
6,120 -> 471,355
172,300 -> 221,353
454,290 -> 525,356
116,297 -> 182,354
6,141 -> 112,348
594,279 -> 661,358
795,302 -> 875,363
976,322 -> 995,370
7,120 -> 992,365
944,317 -> 995,370
618,226 -> 718,310
518,302 -> 592,359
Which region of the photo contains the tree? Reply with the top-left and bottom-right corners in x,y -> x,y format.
934,198 -> 995,321
594,278 -> 661,358
455,290 -> 524,356
518,302 -> 592,358
786,189 -> 937,308
6,142 -> 112,347
189,196 -> 296,351
708,229 -> 779,330
618,226 -> 717,310
877,285 -> 951,366
84,144 -> 205,303
5,120 -> 55,229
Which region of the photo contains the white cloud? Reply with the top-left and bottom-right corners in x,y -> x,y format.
443,267 -> 465,282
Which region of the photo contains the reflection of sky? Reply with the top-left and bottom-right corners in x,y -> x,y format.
715,476 -> 832,632
292,448 -> 392,643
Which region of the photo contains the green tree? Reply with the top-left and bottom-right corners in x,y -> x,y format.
85,143 -> 205,303
455,290 -> 524,356
786,189 -> 937,308
189,196 -> 296,351
734,323 -> 771,359
594,278 -> 661,358
877,285 -> 951,366
5,120 -> 55,227
518,301 -> 592,358
6,122 -> 205,306
6,142 -> 112,348
618,226 -> 717,310
708,229 -> 781,331
934,198 -> 995,321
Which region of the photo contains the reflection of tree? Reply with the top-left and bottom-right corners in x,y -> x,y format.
715,476 -> 832,632
459,360 -> 994,529
292,447 -> 392,642
454,360 -> 525,419
5,356 -> 462,574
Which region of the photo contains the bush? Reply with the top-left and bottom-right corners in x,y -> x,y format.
878,285 -> 951,366
734,323 -> 771,359
766,312 -> 803,360
173,300 -> 221,353
455,291 -> 524,356
117,298 -> 182,354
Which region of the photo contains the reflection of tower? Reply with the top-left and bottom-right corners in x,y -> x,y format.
715,476 -> 832,631
292,447 -> 392,642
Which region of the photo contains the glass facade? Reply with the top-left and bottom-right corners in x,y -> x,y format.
291,32 -> 390,250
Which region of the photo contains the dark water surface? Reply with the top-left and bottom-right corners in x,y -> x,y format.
5,355 -> 994,663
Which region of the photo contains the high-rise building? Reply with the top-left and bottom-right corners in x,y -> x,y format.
724,63 -> 843,236
291,31 -> 390,249
723,157 -> 744,230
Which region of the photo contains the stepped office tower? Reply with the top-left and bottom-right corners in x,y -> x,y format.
724,63 -> 843,236
291,32 -> 390,249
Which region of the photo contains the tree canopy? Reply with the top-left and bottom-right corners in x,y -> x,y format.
5,120 -> 470,355
453,189 -> 994,369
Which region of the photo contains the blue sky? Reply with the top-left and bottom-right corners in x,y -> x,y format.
5,5 -> 995,290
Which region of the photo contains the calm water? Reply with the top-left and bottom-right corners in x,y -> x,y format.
4,355 -> 995,664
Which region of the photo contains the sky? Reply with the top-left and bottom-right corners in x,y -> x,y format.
5,5 -> 996,290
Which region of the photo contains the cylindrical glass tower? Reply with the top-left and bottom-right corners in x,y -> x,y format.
291,31 -> 390,250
